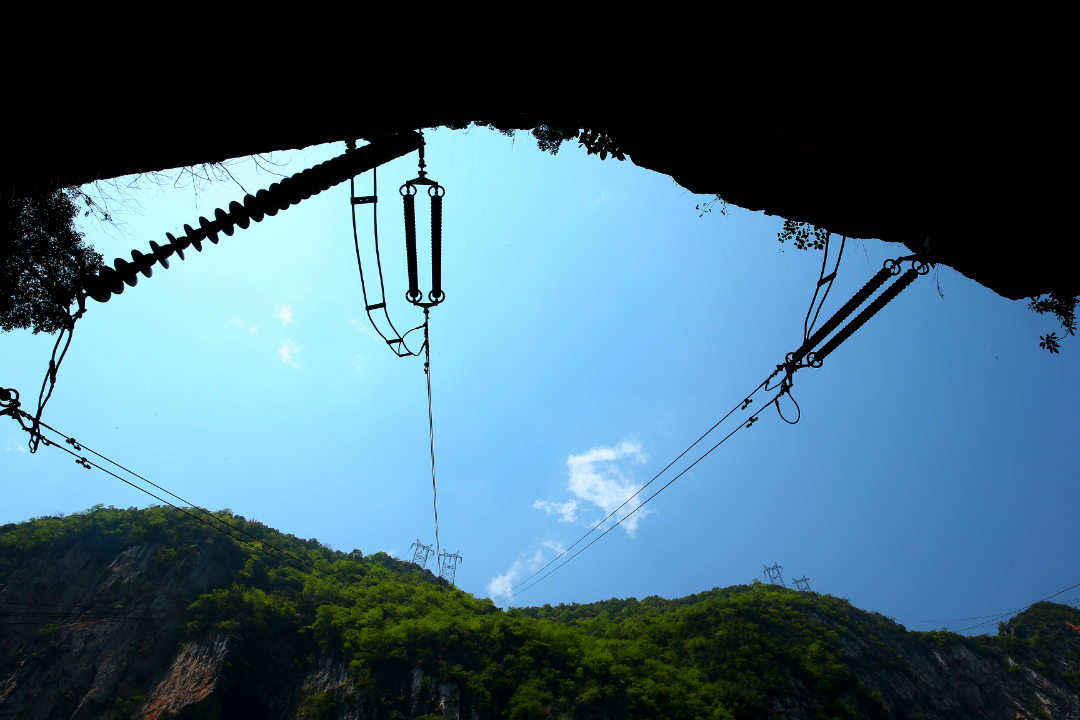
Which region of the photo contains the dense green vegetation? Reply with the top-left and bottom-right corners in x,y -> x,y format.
3,506 -> 1077,719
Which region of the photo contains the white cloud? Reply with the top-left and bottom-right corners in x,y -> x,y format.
595,191 -> 610,204
353,355 -> 367,376
350,318 -> 377,339
528,550 -> 544,569
533,499 -> 579,523
232,318 -> 258,333
279,340 -> 300,368
487,560 -> 522,599
279,305 -> 294,325
565,439 -> 651,536
542,539 -> 565,554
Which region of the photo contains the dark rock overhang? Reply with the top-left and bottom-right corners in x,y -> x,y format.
3,42 -> 1070,302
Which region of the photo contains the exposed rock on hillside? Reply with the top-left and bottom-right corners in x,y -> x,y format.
2,508 -> 1077,719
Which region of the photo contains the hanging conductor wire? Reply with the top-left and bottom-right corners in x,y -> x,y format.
349,131 -> 452,581
492,252 -> 930,604
0,388 -> 375,599
424,308 -> 442,575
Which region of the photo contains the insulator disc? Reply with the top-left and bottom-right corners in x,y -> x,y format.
165,233 -> 185,260
131,250 -> 153,278
199,216 -> 219,244
150,241 -> 170,269
259,188 -> 278,216
114,259 -> 138,287
215,208 -> 234,236
183,225 -> 203,252
244,194 -> 264,223
229,201 -> 251,229
98,266 -> 124,295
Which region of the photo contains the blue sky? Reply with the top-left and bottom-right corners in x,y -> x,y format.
2,127 -> 1077,634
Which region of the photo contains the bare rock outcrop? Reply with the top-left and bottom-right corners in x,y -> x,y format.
134,635 -> 229,720
0,537 -> 231,720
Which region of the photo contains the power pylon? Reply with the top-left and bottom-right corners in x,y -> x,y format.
763,563 -> 785,586
439,551 -> 462,585
408,540 -> 434,569
791,576 -> 812,593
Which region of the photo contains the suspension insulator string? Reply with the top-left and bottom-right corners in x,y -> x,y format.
814,267 -> 921,362
81,133 -> 423,304
791,265 -> 893,365
402,188 -> 421,303
430,186 -> 445,303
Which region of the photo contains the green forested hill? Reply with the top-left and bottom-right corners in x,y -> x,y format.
1,506 -> 1077,720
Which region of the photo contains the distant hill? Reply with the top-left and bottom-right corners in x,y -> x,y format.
1,506 -> 1077,719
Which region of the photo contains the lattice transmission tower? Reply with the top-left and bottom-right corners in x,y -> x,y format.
408,540 -> 434,569
791,576 -> 812,593
763,563 -> 785,586
439,551 -> 462,585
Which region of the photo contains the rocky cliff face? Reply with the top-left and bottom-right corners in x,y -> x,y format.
823,607 -> 1080,719
0,535 -> 476,719
0,536 -> 232,719
2,534 -> 1077,719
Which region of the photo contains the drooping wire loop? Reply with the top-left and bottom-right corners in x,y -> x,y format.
774,383 -> 802,425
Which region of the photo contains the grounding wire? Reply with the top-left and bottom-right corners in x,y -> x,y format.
906,596 -> 1080,624
27,415 -> 361,591
14,415 -> 367,599
494,255 -> 929,603
0,601 -> 190,610
497,388 -> 786,605
953,581 -> 1080,633
3,620 -> 190,626
489,375 -> 779,603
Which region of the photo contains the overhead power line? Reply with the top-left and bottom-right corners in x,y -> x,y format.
0,396 -> 373,600
490,377 -> 778,604
951,581 -> 1080,633
496,388 -> 785,604
493,253 -> 932,604
4,249 -> 930,608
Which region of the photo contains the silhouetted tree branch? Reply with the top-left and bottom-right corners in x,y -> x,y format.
2,189 -> 103,334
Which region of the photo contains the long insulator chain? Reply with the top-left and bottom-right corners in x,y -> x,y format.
814,267 -> 921,363
402,187 -> 421,303
790,265 -> 893,365
430,186 -> 445,303
82,133 -> 423,304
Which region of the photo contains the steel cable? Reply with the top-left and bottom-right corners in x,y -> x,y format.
424,311 -> 441,577
3,410 -> 370,599
490,377 -> 781,603
497,389 -> 786,604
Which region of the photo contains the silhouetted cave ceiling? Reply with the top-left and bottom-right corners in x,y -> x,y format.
3,41 -> 1069,302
